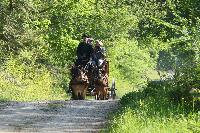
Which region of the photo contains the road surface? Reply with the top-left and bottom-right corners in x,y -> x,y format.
0,100 -> 119,133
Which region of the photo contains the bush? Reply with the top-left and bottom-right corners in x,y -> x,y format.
105,82 -> 200,133
0,51 -> 68,101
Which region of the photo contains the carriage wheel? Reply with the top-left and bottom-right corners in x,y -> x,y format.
110,78 -> 116,100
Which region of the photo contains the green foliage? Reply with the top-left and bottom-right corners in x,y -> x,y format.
107,108 -> 200,133
107,38 -> 157,96
130,0 -> 200,101
0,54 -> 68,101
0,0 -> 200,102
1,0 -> 156,100
105,81 -> 200,133
0,1 -> 200,132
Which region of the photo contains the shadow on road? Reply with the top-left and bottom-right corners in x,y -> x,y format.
0,100 -> 119,133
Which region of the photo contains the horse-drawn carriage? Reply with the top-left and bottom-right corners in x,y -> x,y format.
69,58 -> 116,100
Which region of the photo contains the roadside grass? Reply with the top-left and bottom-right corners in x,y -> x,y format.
109,69 -> 160,98
104,83 -> 200,133
0,59 -> 68,102
0,80 -> 68,102
113,79 -> 135,98
107,109 -> 200,133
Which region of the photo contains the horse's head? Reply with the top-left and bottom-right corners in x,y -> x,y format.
95,73 -> 108,85
71,65 -> 88,82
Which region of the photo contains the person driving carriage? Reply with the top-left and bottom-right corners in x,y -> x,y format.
69,34 -> 93,94
75,34 -> 94,67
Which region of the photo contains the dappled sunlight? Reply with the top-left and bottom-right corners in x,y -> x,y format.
0,100 -> 118,132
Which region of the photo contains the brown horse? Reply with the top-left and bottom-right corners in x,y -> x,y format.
70,66 -> 89,100
82,59 -> 109,100
94,73 -> 109,100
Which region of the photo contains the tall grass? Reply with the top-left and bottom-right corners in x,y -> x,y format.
0,57 -> 68,101
109,109 -> 200,133
105,81 -> 200,133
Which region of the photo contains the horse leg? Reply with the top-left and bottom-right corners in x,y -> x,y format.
99,90 -> 103,100
80,91 -> 84,100
102,88 -> 105,100
94,89 -> 98,100
78,92 -> 82,100
103,88 -> 108,100
71,86 -> 76,100
72,85 -> 81,100
72,92 -> 76,100
72,90 -> 78,100
98,90 -> 101,100
82,86 -> 87,100
97,90 -> 100,100
95,95 -> 97,100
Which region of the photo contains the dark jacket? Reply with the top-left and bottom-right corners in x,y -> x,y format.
76,42 -> 93,60
94,45 -> 106,59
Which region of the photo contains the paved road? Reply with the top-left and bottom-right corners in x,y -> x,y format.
0,100 -> 118,133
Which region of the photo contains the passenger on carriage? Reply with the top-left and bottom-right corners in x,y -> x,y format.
75,34 -> 94,67
74,34 -> 107,76
93,40 -> 106,67
93,40 -> 107,79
